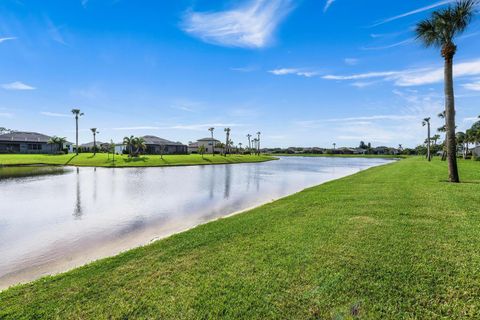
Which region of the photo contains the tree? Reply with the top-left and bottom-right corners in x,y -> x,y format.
208,127 -> 215,156
416,0 -> 477,182
123,136 -> 135,157
422,118 -> 432,161
359,141 -> 367,149
246,134 -> 252,153
431,134 -> 441,145
224,128 -> 231,156
198,145 -> 206,159
133,137 -> 146,156
71,109 -> 84,155
47,136 -> 66,153
256,131 -> 261,155
90,128 -> 99,155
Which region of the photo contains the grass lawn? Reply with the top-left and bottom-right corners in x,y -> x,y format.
1,157 -> 480,318
274,153 -> 405,159
0,153 -> 276,167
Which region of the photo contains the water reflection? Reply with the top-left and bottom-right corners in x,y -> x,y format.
0,157 -> 393,289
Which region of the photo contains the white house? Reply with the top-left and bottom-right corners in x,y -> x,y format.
188,137 -> 222,154
474,145 -> 480,157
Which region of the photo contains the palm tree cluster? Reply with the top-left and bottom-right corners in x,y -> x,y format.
416,0 -> 477,182
206,128 -> 263,156
47,136 -> 67,154
456,116 -> 480,159
123,136 -> 146,157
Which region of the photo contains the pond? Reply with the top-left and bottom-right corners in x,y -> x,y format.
0,156 -> 393,289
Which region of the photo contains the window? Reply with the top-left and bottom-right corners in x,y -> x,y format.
27,144 -> 42,150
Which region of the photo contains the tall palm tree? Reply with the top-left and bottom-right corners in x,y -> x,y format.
123,135 -> 135,157
239,142 -> 243,154
224,128 -> 231,156
71,109 -> 84,155
422,117 -> 432,161
256,131 -> 261,155
416,0 -> 477,182
246,134 -> 252,153
90,128 -> 99,155
208,127 -> 215,156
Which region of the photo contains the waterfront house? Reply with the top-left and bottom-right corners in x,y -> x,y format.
188,137 -> 222,154
0,131 -> 72,154
142,135 -> 187,154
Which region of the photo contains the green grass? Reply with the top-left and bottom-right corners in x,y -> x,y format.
0,153 -> 276,168
273,153 -> 405,159
1,157 -> 480,319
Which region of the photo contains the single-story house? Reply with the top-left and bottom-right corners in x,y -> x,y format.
116,135 -> 187,155
474,145 -> 480,157
188,137 -> 222,154
79,141 -> 108,152
0,131 -> 72,154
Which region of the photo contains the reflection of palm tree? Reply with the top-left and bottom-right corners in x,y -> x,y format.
73,167 -> 83,219
416,0 -> 476,182
224,164 -> 231,199
71,109 -> 84,155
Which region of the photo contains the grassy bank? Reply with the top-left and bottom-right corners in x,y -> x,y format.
0,153 -> 276,168
273,153 -> 405,159
2,157 -> 480,318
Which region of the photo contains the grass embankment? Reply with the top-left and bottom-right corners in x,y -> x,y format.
274,153 -> 405,159
2,157 -> 480,318
0,153 -> 275,168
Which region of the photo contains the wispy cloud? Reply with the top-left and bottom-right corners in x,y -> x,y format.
344,58 -> 359,66
0,37 -> 17,43
463,116 -> 479,122
269,68 -> 318,77
112,123 -> 245,132
361,38 -> 413,50
323,58 -> 480,87
230,66 -> 257,72
371,0 -> 455,27
112,126 -> 162,131
0,112 -> 14,118
181,0 -> 293,48
46,17 -> 68,45
323,0 -> 335,12
40,111 -> 70,118
463,80 -> 480,91
1,81 -> 36,90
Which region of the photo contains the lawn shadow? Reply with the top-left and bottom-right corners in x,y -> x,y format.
123,156 -> 148,163
64,155 -> 78,165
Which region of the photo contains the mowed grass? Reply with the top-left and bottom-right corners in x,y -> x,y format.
275,153 -> 405,159
1,157 -> 480,319
0,153 -> 275,167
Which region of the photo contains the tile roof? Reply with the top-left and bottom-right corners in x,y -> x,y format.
0,131 -> 51,143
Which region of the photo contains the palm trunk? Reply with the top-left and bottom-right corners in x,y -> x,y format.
444,55 -> 460,182
427,123 -> 431,161
75,116 -> 79,155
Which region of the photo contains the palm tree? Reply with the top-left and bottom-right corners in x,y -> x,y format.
456,131 -> 467,158
123,135 -> 135,157
246,134 -> 252,153
239,142 -> 243,154
198,145 -> 206,159
431,134 -> 441,146
333,143 -> 336,150
90,128 -> 99,155
422,118 -> 432,161
416,0 -> 477,181
71,109 -> 84,155
256,131 -> 261,155
208,127 -> 215,156
133,137 -> 146,156
224,128 -> 231,156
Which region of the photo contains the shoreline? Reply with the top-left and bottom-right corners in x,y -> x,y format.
0,157 -> 396,291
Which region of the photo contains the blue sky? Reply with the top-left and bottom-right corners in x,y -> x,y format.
0,0 -> 479,148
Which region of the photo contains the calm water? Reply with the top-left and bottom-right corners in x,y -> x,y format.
0,157 -> 393,289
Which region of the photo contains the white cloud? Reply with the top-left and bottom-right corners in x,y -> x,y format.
112,126 -> 162,131
1,81 -> 36,90
0,112 -> 14,118
371,0 -> 455,27
0,37 -> 17,43
463,80 -> 480,91
463,116 -> 479,122
361,38 -> 413,51
181,0 -> 293,48
323,58 -> 480,87
324,0 -> 335,12
170,123 -> 244,131
344,58 -> 358,66
269,68 -> 318,77
40,111 -> 70,118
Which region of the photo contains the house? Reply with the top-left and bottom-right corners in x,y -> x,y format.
474,145 -> 480,157
188,137 -> 222,154
141,135 -> 187,154
79,141 -> 107,152
0,131 -> 72,154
